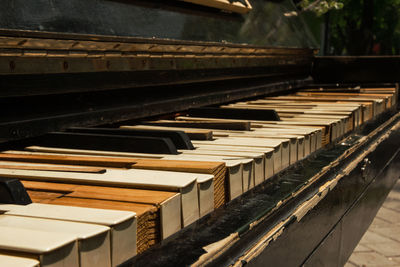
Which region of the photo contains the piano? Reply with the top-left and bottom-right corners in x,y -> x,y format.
0,0 -> 399,266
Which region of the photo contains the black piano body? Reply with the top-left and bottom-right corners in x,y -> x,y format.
0,1 -> 399,266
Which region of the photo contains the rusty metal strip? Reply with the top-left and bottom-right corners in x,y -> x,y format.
0,54 -> 312,74
0,36 -> 314,56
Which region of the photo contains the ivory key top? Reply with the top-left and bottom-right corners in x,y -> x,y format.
0,215 -> 111,267
0,203 -> 136,266
0,253 -> 39,267
0,225 -> 79,267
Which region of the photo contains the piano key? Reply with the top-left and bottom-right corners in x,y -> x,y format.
12,159 -> 211,221
125,124 -> 296,166
115,158 -> 227,209
0,225 -> 79,267
4,158 -> 208,222
254,121 -> 326,147
265,96 -> 375,121
16,187 -> 156,254
21,180 -> 182,240
192,137 -> 287,172
27,190 -> 66,202
0,177 -> 32,205
0,167 -> 200,228
186,145 -> 274,181
223,103 -> 355,128
0,163 -> 106,173
184,152 -> 265,192
123,125 -> 214,140
161,155 -> 246,200
180,149 -> 265,186
0,152 -> 139,168
175,125 -> 305,162
194,173 -> 215,217
164,154 -> 252,189
0,215 -> 111,267
187,107 -> 280,121
36,132 -> 179,154
121,125 -> 214,140
126,125 -> 287,175
0,203 -> 136,266
290,114 -> 351,134
174,116 -> 258,128
175,115 -> 320,151
34,197 -> 155,255
0,253 -> 39,267
141,119 -> 252,130
281,117 -> 341,141
11,148 -> 229,208
210,130 -> 299,165
15,148 -> 244,204
254,126 -> 319,154
248,100 -> 363,128
67,127 -> 195,150
171,153 -> 258,191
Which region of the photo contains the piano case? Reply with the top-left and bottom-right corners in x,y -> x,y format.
0,0 -> 399,266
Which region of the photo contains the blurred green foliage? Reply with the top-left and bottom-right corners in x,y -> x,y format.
292,0 -> 343,16
328,0 -> 400,55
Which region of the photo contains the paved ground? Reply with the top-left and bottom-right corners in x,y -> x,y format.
346,180 -> 400,267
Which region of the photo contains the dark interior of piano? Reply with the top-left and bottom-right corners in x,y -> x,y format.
0,1 -> 399,266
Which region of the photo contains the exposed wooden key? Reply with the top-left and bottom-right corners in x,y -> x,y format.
0,153 -> 137,168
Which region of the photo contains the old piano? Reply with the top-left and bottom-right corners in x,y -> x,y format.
0,0 -> 399,266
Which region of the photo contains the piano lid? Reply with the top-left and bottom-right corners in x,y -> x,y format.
0,0 -> 317,49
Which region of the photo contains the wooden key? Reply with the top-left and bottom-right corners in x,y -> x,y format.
0,153 -> 137,168
0,168 -> 200,228
180,149 -> 266,187
21,180 -> 182,240
15,148 -> 229,208
0,162 -> 106,173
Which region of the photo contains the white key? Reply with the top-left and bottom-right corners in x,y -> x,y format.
0,253 -> 39,267
0,215 -> 111,267
0,226 -> 79,267
0,168 -> 199,228
0,203 -> 136,266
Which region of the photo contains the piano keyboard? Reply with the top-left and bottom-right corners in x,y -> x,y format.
0,86 -> 396,266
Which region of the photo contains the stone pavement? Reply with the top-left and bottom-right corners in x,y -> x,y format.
346,180 -> 400,267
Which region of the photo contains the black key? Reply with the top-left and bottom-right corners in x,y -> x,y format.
67,127 -> 194,150
187,107 -> 280,121
0,177 -> 32,205
36,132 -> 179,154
